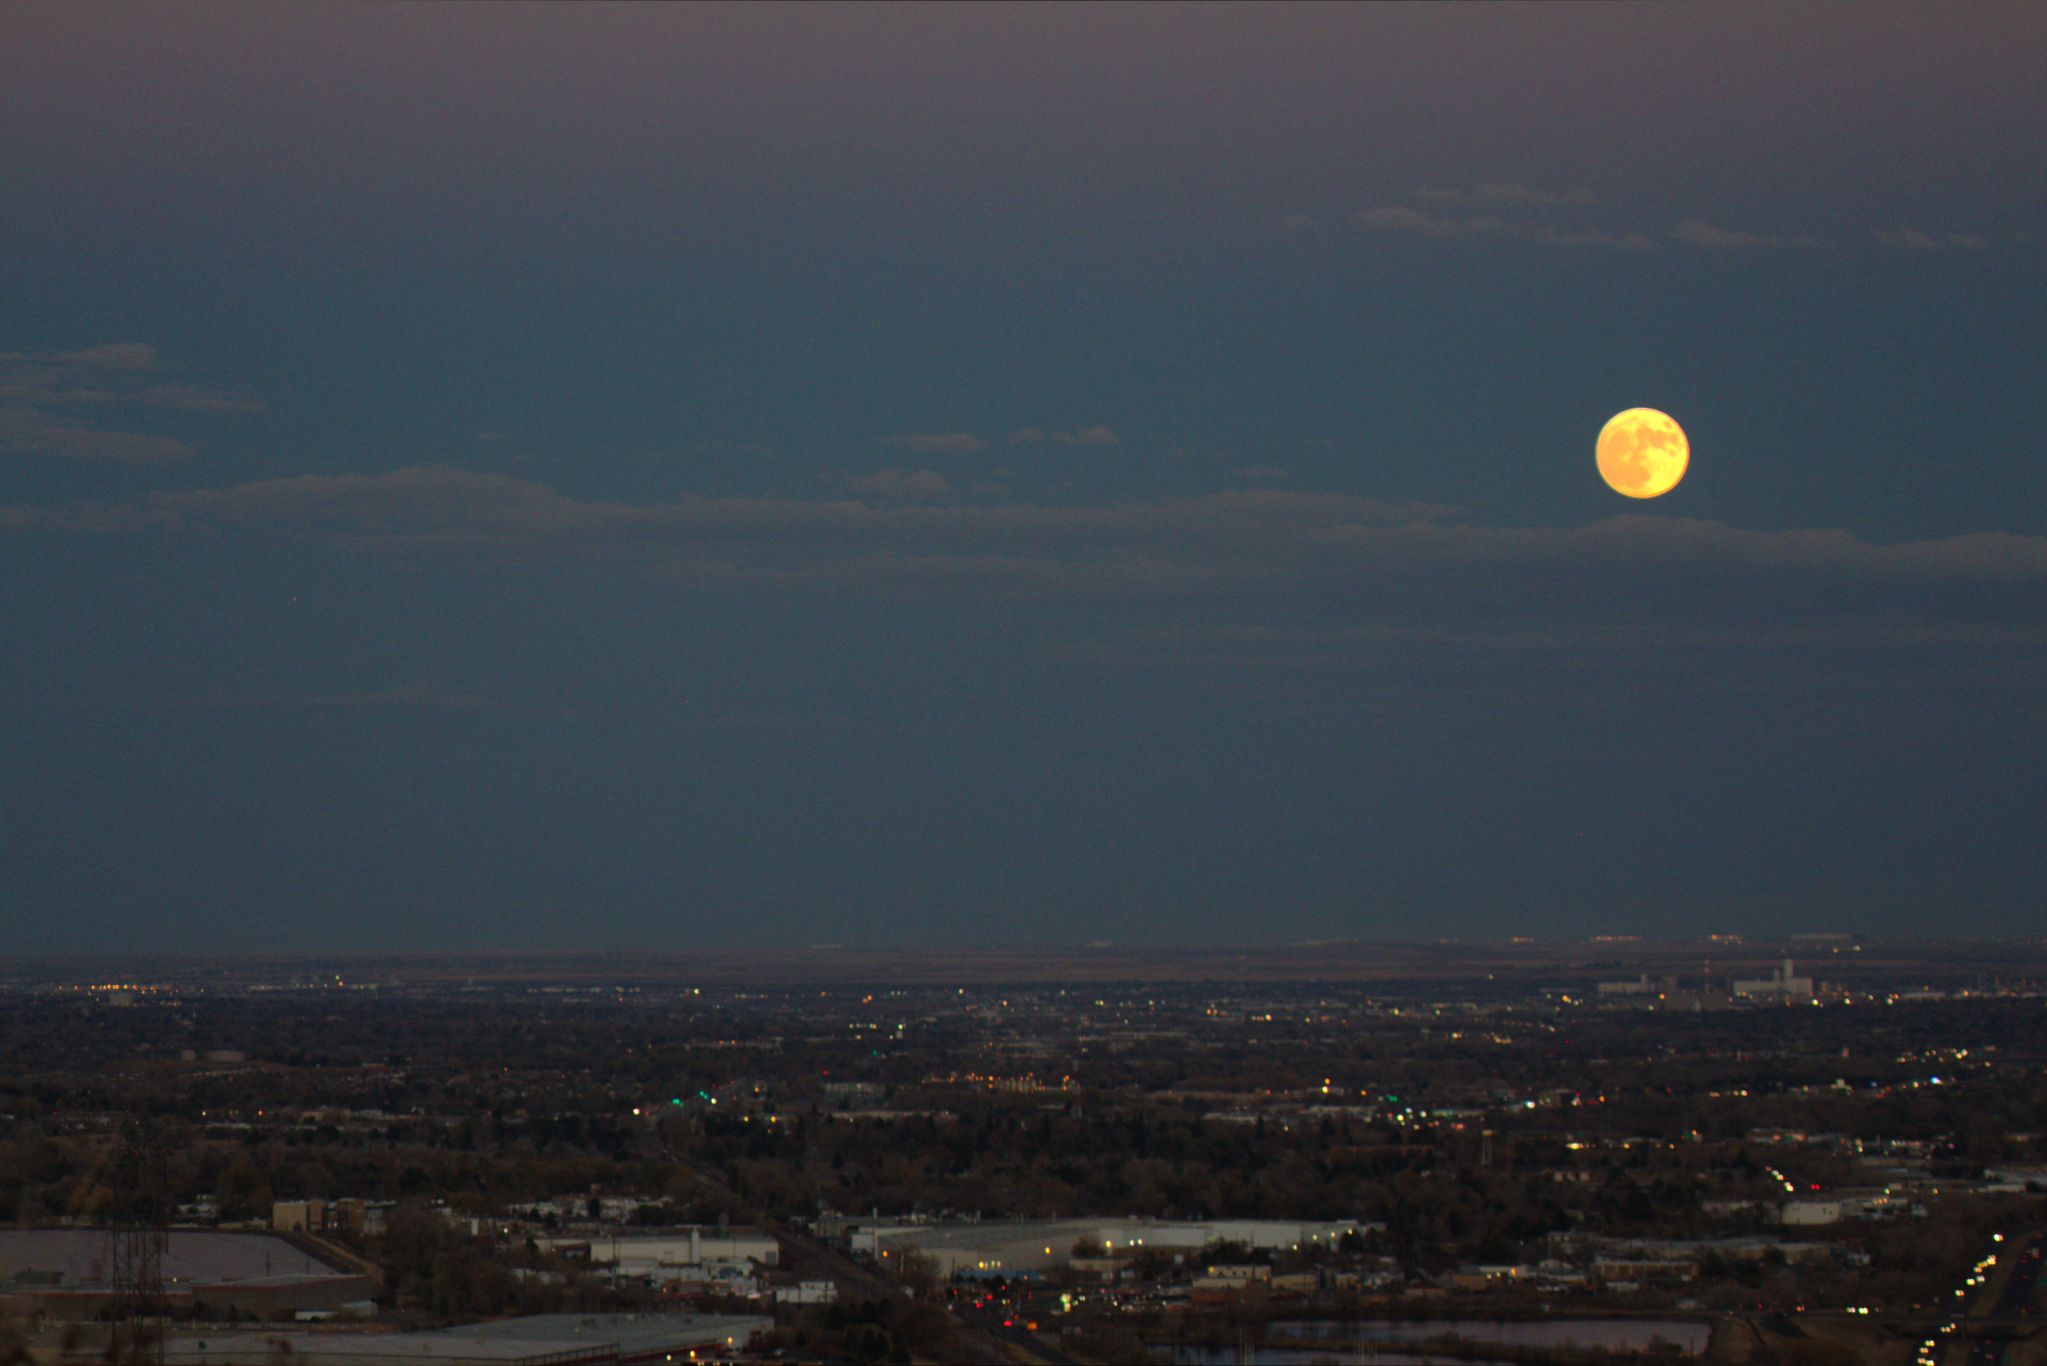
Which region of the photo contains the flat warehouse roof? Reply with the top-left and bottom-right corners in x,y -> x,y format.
0,1230 -> 341,1283
437,1313 -> 774,1352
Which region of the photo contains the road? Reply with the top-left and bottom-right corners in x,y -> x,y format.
956,1303 -> 1082,1366
1930,1229 -> 2042,1366
660,1133 -> 1017,1362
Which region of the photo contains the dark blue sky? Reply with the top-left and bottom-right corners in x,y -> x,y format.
3,4 -> 2043,951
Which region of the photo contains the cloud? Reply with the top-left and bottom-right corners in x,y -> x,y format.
1008,425 -> 1119,447
848,468 -> 955,502
302,681 -> 493,710
1412,183 -> 1596,205
0,500 -> 143,533
102,467 -> 1462,597
713,711 -> 857,732
1415,515 -> 2047,585
1353,205 -> 1467,238
137,466 -> 1445,539
1878,228 -> 1991,252
155,680 -> 497,713
1352,206 -> 1653,251
1351,185 -> 1651,251
886,431 -> 986,454
0,345 -> 258,459
1074,616 -> 2046,685
1235,465 -> 1289,484
11,465 -> 2040,619
0,375 -> 119,405
1670,219 -> 1821,250
0,406 -> 195,464
6,465 -> 2046,696
144,466 -> 603,539
1524,225 -> 1657,251
140,383 -> 265,413
53,342 -> 160,370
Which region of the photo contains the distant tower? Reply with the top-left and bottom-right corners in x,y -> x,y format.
1480,1130 -> 1496,1168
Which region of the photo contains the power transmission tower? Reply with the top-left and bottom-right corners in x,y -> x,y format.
104,1119 -> 169,1365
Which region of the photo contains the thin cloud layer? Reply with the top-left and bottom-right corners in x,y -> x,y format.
8,468 -> 2044,620
1671,218 -> 1821,250
129,465 -> 1446,560
1353,205 -> 1653,251
1412,183 -> 1596,205
849,468 -> 956,502
886,431 -> 987,454
1009,426 -> 1119,447
303,681 -> 495,711
141,384 -> 265,414
152,680 -> 497,713
0,343 -> 260,463
53,342 -> 160,370
0,405 -> 195,464
1879,228 -> 1992,252
1074,616 -> 2045,690
1354,198 -> 1994,257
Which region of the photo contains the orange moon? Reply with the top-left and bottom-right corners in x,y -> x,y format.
1596,408 -> 1689,498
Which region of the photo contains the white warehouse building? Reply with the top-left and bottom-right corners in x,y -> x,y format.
537,1227 -> 779,1272
850,1217 -> 1375,1277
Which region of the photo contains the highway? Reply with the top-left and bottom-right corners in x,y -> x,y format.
955,1301 -> 1082,1366
1919,1229 -> 2043,1366
1969,1231 -> 2042,1365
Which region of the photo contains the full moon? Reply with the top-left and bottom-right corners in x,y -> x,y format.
1596,408 -> 1689,498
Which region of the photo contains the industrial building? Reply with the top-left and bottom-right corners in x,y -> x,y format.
0,1229 -> 340,1283
272,1198 -> 392,1236
0,1229 -> 374,1322
157,1313 -> 773,1364
849,1217 -> 1375,1277
1595,975 -> 1671,997
537,1228 -> 779,1274
1733,959 -> 1815,999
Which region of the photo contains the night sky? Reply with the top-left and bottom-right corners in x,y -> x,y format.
4,4 -> 2043,952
